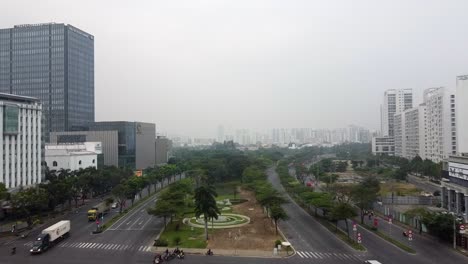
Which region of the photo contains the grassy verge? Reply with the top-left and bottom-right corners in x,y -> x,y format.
361,223 -> 416,254
158,220 -> 207,248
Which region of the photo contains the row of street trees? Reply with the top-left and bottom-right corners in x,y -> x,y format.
2,163 -> 184,227
277,159 -> 381,238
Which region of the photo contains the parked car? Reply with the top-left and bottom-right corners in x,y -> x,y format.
111,202 -> 118,209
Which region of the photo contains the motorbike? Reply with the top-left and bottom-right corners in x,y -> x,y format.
402,231 -> 407,237
11,247 -> 16,255
177,252 -> 185,259
206,249 -> 213,256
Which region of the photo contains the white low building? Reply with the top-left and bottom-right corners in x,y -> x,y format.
45,142 -> 102,171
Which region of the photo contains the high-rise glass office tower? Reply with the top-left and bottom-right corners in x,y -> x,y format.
0,23 -> 94,140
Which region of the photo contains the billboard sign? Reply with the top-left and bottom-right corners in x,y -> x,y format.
448,162 -> 468,181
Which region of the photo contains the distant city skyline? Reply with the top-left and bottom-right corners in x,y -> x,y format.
2,1 -> 468,139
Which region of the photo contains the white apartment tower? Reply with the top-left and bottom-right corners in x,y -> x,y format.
424,87 -> 456,162
0,93 -> 42,189
381,89 -> 413,137
456,75 -> 468,154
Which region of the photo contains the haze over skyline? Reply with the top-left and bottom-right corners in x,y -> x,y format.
2,0 -> 468,138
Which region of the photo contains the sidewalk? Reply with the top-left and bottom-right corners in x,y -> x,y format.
151,247 -> 289,258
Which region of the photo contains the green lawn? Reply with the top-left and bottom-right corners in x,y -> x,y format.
158,221 -> 207,248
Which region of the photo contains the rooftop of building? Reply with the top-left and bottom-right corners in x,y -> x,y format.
0,93 -> 40,103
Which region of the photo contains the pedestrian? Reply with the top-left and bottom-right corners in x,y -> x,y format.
11,224 -> 16,233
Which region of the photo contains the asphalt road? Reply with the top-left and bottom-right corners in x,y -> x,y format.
0,175 -> 183,264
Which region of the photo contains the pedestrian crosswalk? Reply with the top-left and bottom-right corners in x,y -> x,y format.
296,251 -> 363,260
23,241 -> 153,252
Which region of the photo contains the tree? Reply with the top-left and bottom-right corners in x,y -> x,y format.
112,183 -> 130,214
304,192 -> 333,216
329,202 -> 357,236
256,186 -> 287,214
194,185 -> 220,240
351,177 -> 380,224
0,182 -> 8,200
11,187 -> 48,227
147,200 -> 177,227
270,204 -> 288,235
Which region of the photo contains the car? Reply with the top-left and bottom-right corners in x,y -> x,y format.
111,202 -> 118,209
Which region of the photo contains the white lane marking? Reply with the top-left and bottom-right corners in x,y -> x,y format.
309,252 -> 319,258
335,253 -> 345,259
85,243 -> 93,248
59,242 -> 69,247
297,251 -> 305,258
138,245 -> 144,251
128,216 -> 143,229
121,245 -> 129,250
89,243 -> 97,248
304,252 -> 313,258
104,244 -> 112,250
78,243 -> 87,248
116,245 -> 123,250
141,217 -> 153,229
146,246 -> 152,252
111,244 -> 119,250
140,209 -> 145,213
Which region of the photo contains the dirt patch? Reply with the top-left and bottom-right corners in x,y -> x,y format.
207,188 -> 280,251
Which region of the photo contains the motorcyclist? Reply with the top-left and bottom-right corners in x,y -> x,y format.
178,249 -> 185,259
403,231 -> 407,237
11,247 -> 16,255
206,248 -> 213,255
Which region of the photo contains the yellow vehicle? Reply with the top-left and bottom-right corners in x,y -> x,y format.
87,202 -> 110,221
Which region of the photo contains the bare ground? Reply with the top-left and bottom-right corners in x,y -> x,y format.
207,188 -> 281,251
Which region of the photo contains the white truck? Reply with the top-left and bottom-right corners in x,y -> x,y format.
30,220 -> 70,254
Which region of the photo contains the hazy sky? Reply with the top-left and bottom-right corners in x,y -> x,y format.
2,0 -> 468,138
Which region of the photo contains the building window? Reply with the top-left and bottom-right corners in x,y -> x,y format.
92,159 -> 95,164
79,160 -> 82,165
53,161 -> 57,167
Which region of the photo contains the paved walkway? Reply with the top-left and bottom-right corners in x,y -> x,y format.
161,247 -> 290,258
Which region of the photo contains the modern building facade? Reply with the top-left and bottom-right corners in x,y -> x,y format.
0,93 -> 42,189
381,89 -> 413,137
155,136 -> 172,165
0,23 -> 94,139
50,130 -> 118,167
372,136 -> 395,155
424,87 -> 456,163
394,112 -> 405,157
45,142 -> 102,171
441,154 -> 468,223
457,75 -> 468,155
51,122 -> 156,169
89,122 -> 156,169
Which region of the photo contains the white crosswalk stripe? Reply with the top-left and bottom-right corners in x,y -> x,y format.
297,251 -> 362,260
27,241 -> 150,253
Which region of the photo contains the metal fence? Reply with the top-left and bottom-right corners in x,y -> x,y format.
380,195 -> 440,206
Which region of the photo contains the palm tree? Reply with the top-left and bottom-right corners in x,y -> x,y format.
194,185 -> 220,240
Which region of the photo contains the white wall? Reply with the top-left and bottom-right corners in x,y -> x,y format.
457,75 -> 468,154
46,154 -> 97,171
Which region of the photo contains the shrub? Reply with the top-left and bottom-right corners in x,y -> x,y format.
175,223 -> 180,231
275,240 -> 282,247
154,239 -> 169,247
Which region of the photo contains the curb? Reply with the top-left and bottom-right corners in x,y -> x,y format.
277,227 -> 296,258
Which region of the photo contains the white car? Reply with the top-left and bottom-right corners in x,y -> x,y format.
111,202 -> 118,209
